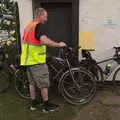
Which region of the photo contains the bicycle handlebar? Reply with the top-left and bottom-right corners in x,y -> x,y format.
58,46 -> 78,60
60,46 -> 81,51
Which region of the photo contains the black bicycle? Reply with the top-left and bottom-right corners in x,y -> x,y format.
79,47 -> 120,95
47,47 -> 96,105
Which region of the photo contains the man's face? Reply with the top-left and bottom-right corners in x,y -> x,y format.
39,11 -> 48,24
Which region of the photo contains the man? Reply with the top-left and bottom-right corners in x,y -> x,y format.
20,8 -> 66,112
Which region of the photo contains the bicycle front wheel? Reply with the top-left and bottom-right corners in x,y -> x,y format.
58,67 -> 96,105
0,68 -> 10,92
14,68 -> 30,99
113,67 -> 120,95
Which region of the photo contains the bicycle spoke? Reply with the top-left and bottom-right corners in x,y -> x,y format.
59,68 -> 96,105
15,69 -> 30,99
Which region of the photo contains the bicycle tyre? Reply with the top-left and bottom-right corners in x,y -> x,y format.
113,67 -> 120,95
62,67 -> 96,98
58,67 -> 96,105
59,68 -> 96,105
14,68 -> 30,99
0,68 -> 10,92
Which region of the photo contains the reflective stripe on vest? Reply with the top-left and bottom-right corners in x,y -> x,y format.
20,21 -> 46,66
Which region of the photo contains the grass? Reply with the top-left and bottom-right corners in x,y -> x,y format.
0,86 -> 82,120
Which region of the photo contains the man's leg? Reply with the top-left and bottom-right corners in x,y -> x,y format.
29,64 -> 58,112
29,84 -> 37,110
27,67 -> 37,110
41,87 -> 58,113
29,84 -> 36,100
41,87 -> 48,101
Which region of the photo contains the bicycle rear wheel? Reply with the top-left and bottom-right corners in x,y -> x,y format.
58,67 -> 96,105
113,67 -> 120,95
14,68 -> 30,99
0,68 -> 10,92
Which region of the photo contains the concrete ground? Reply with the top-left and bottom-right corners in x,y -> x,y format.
71,85 -> 120,120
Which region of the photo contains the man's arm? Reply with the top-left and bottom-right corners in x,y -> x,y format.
40,35 -> 66,47
35,23 -> 66,47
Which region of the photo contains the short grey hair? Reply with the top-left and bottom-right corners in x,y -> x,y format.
34,8 -> 46,17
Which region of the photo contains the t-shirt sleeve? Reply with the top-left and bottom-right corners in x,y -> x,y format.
35,23 -> 48,41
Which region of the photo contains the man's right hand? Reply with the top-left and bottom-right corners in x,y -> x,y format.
59,42 -> 66,47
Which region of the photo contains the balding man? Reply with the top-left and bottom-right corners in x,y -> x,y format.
20,8 -> 66,112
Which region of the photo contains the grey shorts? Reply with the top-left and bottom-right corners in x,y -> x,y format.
27,64 -> 49,88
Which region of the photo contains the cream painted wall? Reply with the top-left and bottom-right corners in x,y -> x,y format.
13,0 -> 33,37
79,0 -> 120,61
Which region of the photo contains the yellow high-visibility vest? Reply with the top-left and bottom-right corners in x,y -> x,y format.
20,21 -> 46,66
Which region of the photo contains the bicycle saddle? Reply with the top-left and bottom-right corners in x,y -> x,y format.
113,46 -> 120,51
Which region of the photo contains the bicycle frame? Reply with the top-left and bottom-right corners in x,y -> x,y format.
47,54 -> 73,81
47,56 -> 66,81
97,56 -> 120,81
47,47 -> 80,86
81,47 -> 120,81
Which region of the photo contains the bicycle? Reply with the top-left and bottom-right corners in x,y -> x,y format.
79,47 -> 120,94
47,47 -> 97,105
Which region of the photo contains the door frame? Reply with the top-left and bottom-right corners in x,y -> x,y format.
32,0 -> 79,49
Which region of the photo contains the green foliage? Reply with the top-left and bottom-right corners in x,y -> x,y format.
0,0 -> 15,13
0,0 -> 16,32
0,0 -> 20,64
